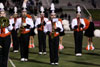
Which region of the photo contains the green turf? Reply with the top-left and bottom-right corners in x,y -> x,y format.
8,33 -> 100,67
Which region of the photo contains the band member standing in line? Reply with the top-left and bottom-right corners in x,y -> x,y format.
35,6 -> 48,55
15,2 -> 34,61
0,3 -> 13,67
11,7 -> 19,52
71,5 -> 89,56
71,13 -> 85,56
44,3 -> 63,65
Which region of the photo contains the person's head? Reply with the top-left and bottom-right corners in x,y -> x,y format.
40,13 -> 44,18
0,11 -> 6,17
76,13 -> 81,18
22,10 -> 27,17
89,16 -> 92,22
13,13 -> 18,18
50,13 -> 56,19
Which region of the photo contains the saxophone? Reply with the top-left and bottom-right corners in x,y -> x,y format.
0,17 -> 9,28
51,21 -> 55,39
17,17 -> 26,37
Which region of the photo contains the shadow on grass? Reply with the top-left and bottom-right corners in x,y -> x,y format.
84,53 -> 100,56
29,51 -> 50,55
9,57 -> 50,65
29,52 -> 39,54
59,52 -> 74,56
64,46 -> 86,50
63,46 -> 100,51
64,46 -> 74,49
28,59 -> 50,65
66,60 -> 100,66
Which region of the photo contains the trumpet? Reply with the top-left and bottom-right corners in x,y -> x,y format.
0,17 -> 9,28
77,17 -> 81,31
40,17 -> 44,29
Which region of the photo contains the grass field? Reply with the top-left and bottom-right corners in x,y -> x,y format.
8,33 -> 100,67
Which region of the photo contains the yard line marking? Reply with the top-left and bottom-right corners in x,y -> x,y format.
9,58 -> 16,67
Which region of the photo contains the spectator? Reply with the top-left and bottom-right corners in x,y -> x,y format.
64,13 -> 67,19
60,13 -> 64,19
91,0 -> 96,8
34,6 -> 38,16
67,2 -> 72,6
0,0 -> 7,6
68,14 -> 71,24
45,8 -> 49,18
52,0 -> 59,4
81,0 -> 85,1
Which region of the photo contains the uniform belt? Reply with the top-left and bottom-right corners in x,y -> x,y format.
50,32 -> 59,37
21,30 -> 30,34
0,32 -> 11,37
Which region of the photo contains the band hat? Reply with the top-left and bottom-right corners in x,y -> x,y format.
22,1 -> 27,12
40,6 -> 44,14
0,3 -> 5,12
76,5 -> 81,14
50,3 -> 56,15
14,7 -> 18,14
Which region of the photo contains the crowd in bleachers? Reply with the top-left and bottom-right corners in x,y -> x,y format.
0,0 -> 100,20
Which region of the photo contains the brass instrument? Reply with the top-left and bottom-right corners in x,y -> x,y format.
38,17 -> 44,30
51,21 -> 55,39
17,17 -> 26,37
77,17 -> 81,31
40,17 -> 44,29
0,17 -> 9,28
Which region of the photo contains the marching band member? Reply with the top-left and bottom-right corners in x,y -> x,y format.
44,3 -> 63,65
11,7 -> 19,52
71,5 -> 89,56
71,12 -> 84,56
35,6 -> 48,55
15,2 -> 34,61
0,3 -> 13,67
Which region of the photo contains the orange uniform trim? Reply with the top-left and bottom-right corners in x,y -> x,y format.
26,14 -> 32,18
21,17 -> 30,34
50,32 -> 59,37
54,33 -> 59,37
21,30 -> 30,34
74,28 -> 83,32
0,32 -> 11,37
58,18 -> 62,24
74,18 -> 90,32
38,17 -> 44,31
